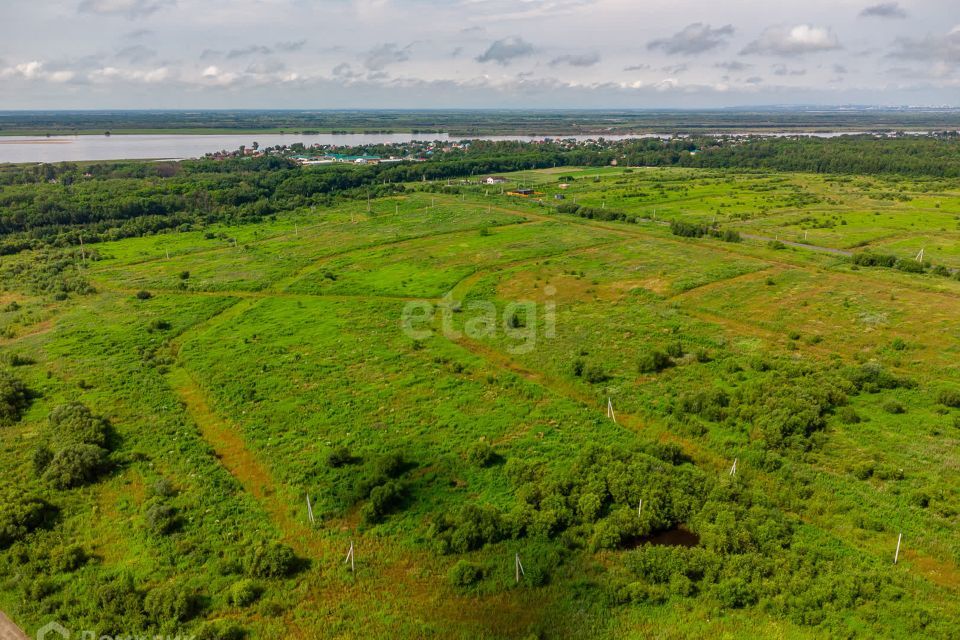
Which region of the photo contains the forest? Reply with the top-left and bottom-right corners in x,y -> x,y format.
2,135 -> 960,258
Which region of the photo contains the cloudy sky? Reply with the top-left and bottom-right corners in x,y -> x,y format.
1,0 -> 958,109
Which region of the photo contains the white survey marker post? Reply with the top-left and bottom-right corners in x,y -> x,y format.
345,541 -> 355,572
515,553 -> 525,583
894,532 -> 902,564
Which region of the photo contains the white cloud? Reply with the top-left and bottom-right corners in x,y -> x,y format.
742,25 -> 842,56
78,0 -> 175,19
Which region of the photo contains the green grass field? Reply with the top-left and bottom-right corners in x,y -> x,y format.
2,167 -> 959,639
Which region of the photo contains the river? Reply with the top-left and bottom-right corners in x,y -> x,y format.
0,132 -> 670,164
0,129 -> 908,165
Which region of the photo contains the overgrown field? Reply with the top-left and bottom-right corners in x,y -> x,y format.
1,167 -> 959,639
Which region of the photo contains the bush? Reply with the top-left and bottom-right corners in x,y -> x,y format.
144,583 -> 192,623
228,579 -> 262,607
148,319 -> 172,332
638,350 -> 672,374
570,358 -> 585,377
448,560 -> 485,588
852,253 -> 896,268
466,440 -> 497,467
143,499 -> 179,535
666,340 -> 684,359
42,444 -> 109,489
47,403 -> 111,448
582,364 -> 609,384
246,542 -> 298,578
883,401 -> 906,415
0,369 -> 30,425
894,259 -> 925,274
179,270 -> 191,280
361,480 -> 405,525
327,445 -> 354,468
937,388 -> 960,408
52,544 -> 88,571
0,494 -> 51,547
195,620 -> 246,640
135,290 -> 153,300
837,406 -> 861,424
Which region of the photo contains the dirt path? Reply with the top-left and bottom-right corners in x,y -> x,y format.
0,612 -> 28,640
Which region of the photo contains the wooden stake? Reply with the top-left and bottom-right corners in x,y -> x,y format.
606,398 -> 617,424
345,541 -> 355,572
894,532 -> 902,564
306,495 -> 315,524
638,499 -> 643,516
729,458 -> 738,477
515,553 -> 525,583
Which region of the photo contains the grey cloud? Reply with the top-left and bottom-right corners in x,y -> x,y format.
227,46 -> 273,59
715,61 -> 751,72
860,3 -> 907,19
364,43 -> 412,71
124,28 -> 153,39
647,23 -> 735,55
549,52 -> 601,67
115,45 -> 157,63
661,63 -> 688,74
624,63 -> 651,71
833,64 -> 848,74
275,41 -> 306,53
78,0 -> 175,19
745,76 -> 764,84
741,25 -> 841,56
889,29 -> 960,66
772,64 -> 806,76
476,37 -> 536,65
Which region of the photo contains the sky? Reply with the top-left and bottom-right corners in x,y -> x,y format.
1,0 -> 958,109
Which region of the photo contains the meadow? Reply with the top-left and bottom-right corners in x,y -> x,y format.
1,165 -> 959,639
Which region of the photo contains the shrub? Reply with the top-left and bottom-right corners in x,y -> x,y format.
0,369 -> 30,425
937,388 -> 960,408
570,358 -> 585,377
466,440 -> 497,467
361,480 -> 405,525
837,406 -> 861,425
48,403 -> 111,448
148,319 -> 172,332
179,270 -> 191,280
448,560 -> 485,588
143,499 -> 179,535
894,259 -> 925,274
326,446 -> 354,468
768,240 -> 787,250
246,542 -> 298,578
852,253 -> 896,268
135,290 -> 153,300
883,401 -> 906,415
43,444 -> 109,489
228,579 -> 261,607
0,494 -> 51,547
721,229 -> 742,243
582,364 -> 609,384
891,338 -> 907,351
144,583 -> 192,623
638,350 -> 672,374
666,341 -> 684,359
53,544 -> 88,571
195,621 -> 246,640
